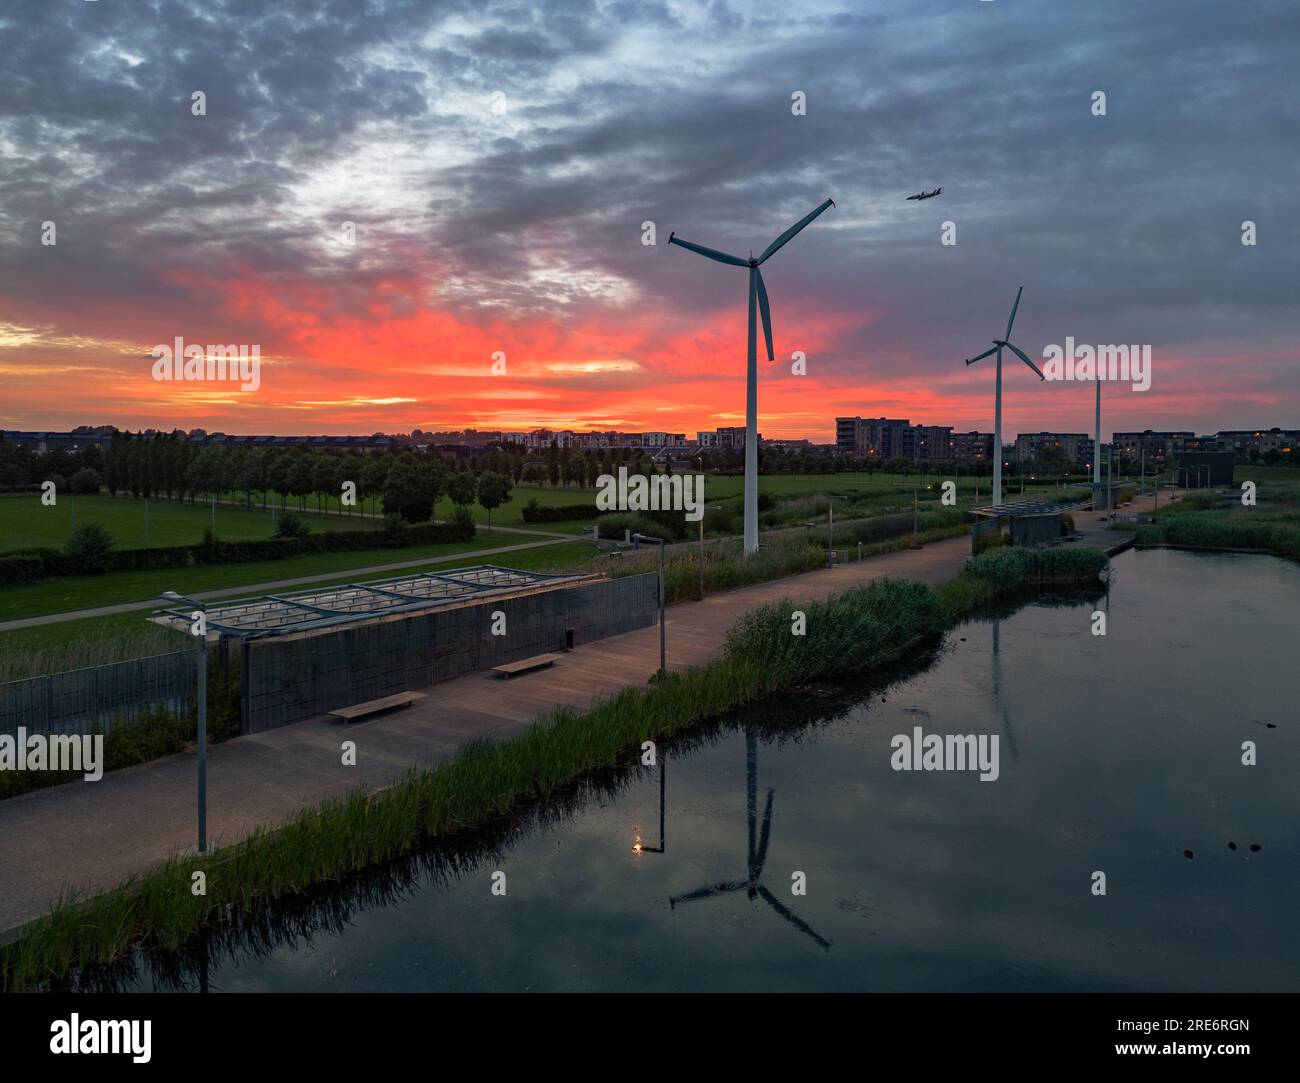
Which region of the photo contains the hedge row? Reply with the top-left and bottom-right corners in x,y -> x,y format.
0,553 -> 45,584
2,519 -> 476,584
521,500 -> 600,523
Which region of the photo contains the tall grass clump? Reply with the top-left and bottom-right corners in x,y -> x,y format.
605,535 -> 826,602
0,625 -> 185,684
823,508 -> 968,549
724,578 -> 945,692
960,546 -> 1108,588
1134,512 -> 1300,561
1160,516 -> 1300,560
939,546 -> 1108,620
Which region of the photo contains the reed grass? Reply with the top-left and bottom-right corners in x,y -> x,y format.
1136,512 -> 1300,561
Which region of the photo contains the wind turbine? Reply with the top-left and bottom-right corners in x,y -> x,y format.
1092,378 -> 1103,505
668,728 -> 831,950
669,198 -> 835,554
962,286 -> 1044,507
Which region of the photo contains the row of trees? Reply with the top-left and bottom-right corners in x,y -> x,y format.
0,432 -> 517,526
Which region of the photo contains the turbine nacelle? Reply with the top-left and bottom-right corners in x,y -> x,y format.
667,197 -> 836,366
960,288 -> 1045,380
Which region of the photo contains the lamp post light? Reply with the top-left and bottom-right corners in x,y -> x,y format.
162,590 -> 208,854
633,755 -> 667,856
631,534 -> 666,678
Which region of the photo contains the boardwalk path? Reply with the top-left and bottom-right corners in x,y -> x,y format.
0,528 -> 1116,937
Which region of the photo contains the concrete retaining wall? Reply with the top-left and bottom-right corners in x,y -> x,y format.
1011,513 -> 1064,547
242,573 -> 659,733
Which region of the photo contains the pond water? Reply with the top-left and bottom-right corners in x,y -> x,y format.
107,548 -> 1300,992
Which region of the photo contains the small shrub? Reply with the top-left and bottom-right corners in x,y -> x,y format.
596,513 -> 674,543
974,529 -> 1011,554
449,504 -> 476,532
64,522 -> 116,574
273,511 -> 312,539
68,467 -> 102,495
381,512 -> 408,547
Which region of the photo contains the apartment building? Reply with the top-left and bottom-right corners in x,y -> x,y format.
1112,430 -> 1194,462
1013,431 -> 1094,464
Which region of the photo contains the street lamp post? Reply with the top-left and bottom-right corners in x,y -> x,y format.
1106,442 -> 1114,518
162,590 -> 208,853
631,534 -> 666,678
827,499 -> 834,569
697,456 -> 706,599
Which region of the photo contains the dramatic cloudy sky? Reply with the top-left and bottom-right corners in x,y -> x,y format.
0,0 -> 1296,439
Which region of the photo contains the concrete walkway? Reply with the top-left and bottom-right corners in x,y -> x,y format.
0,535 -> 973,937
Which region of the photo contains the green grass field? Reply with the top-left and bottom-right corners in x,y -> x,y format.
0,540 -> 600,677
0,493 -> 376,552
0,526 -> 570,625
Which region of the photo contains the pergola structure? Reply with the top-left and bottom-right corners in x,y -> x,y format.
969,497 -> 1092,520
152,564 -> 599,639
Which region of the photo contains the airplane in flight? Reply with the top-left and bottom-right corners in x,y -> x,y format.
906,187 -> 942,201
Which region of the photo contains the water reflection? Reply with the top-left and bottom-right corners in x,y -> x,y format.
669,728 -> 832,950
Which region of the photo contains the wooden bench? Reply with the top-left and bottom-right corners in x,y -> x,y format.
329,691 -> 426,723
492,653 -> 562,678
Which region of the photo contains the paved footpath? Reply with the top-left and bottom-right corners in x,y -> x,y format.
1,515 -> 1148,939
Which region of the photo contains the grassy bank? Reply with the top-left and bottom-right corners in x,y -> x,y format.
1,545 -> 1107,990
0,492 -> 376,553
1134,513 -> 1300,561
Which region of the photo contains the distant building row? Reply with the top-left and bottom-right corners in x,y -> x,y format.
835,419 -> 1298,464
1114,429 -> 1299,460
464,426 -> 754,450
5,424 -> 1296,462
835,417 -> 1001,462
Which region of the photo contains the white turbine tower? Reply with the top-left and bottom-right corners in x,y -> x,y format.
962,286 -> 1045,507
1093,377 -> 1102,488
669,198 -> 835,554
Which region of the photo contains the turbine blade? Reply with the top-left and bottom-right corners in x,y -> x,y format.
964,346 -> 997,366
755,268 -> 775,361
1005,286 -> 1023,341
757,197 -> 835,264
667,234 -> 747,267
756,885 -> 833,950
1007,342 -> 1046,380
669,881 -> 747,907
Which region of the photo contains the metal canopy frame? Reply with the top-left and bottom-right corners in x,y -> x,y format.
971,497 -> 1092,519
152,564 -> 597,639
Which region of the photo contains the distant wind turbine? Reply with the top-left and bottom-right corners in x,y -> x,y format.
962,286 -> 1044,507
669,198 -> 835,554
